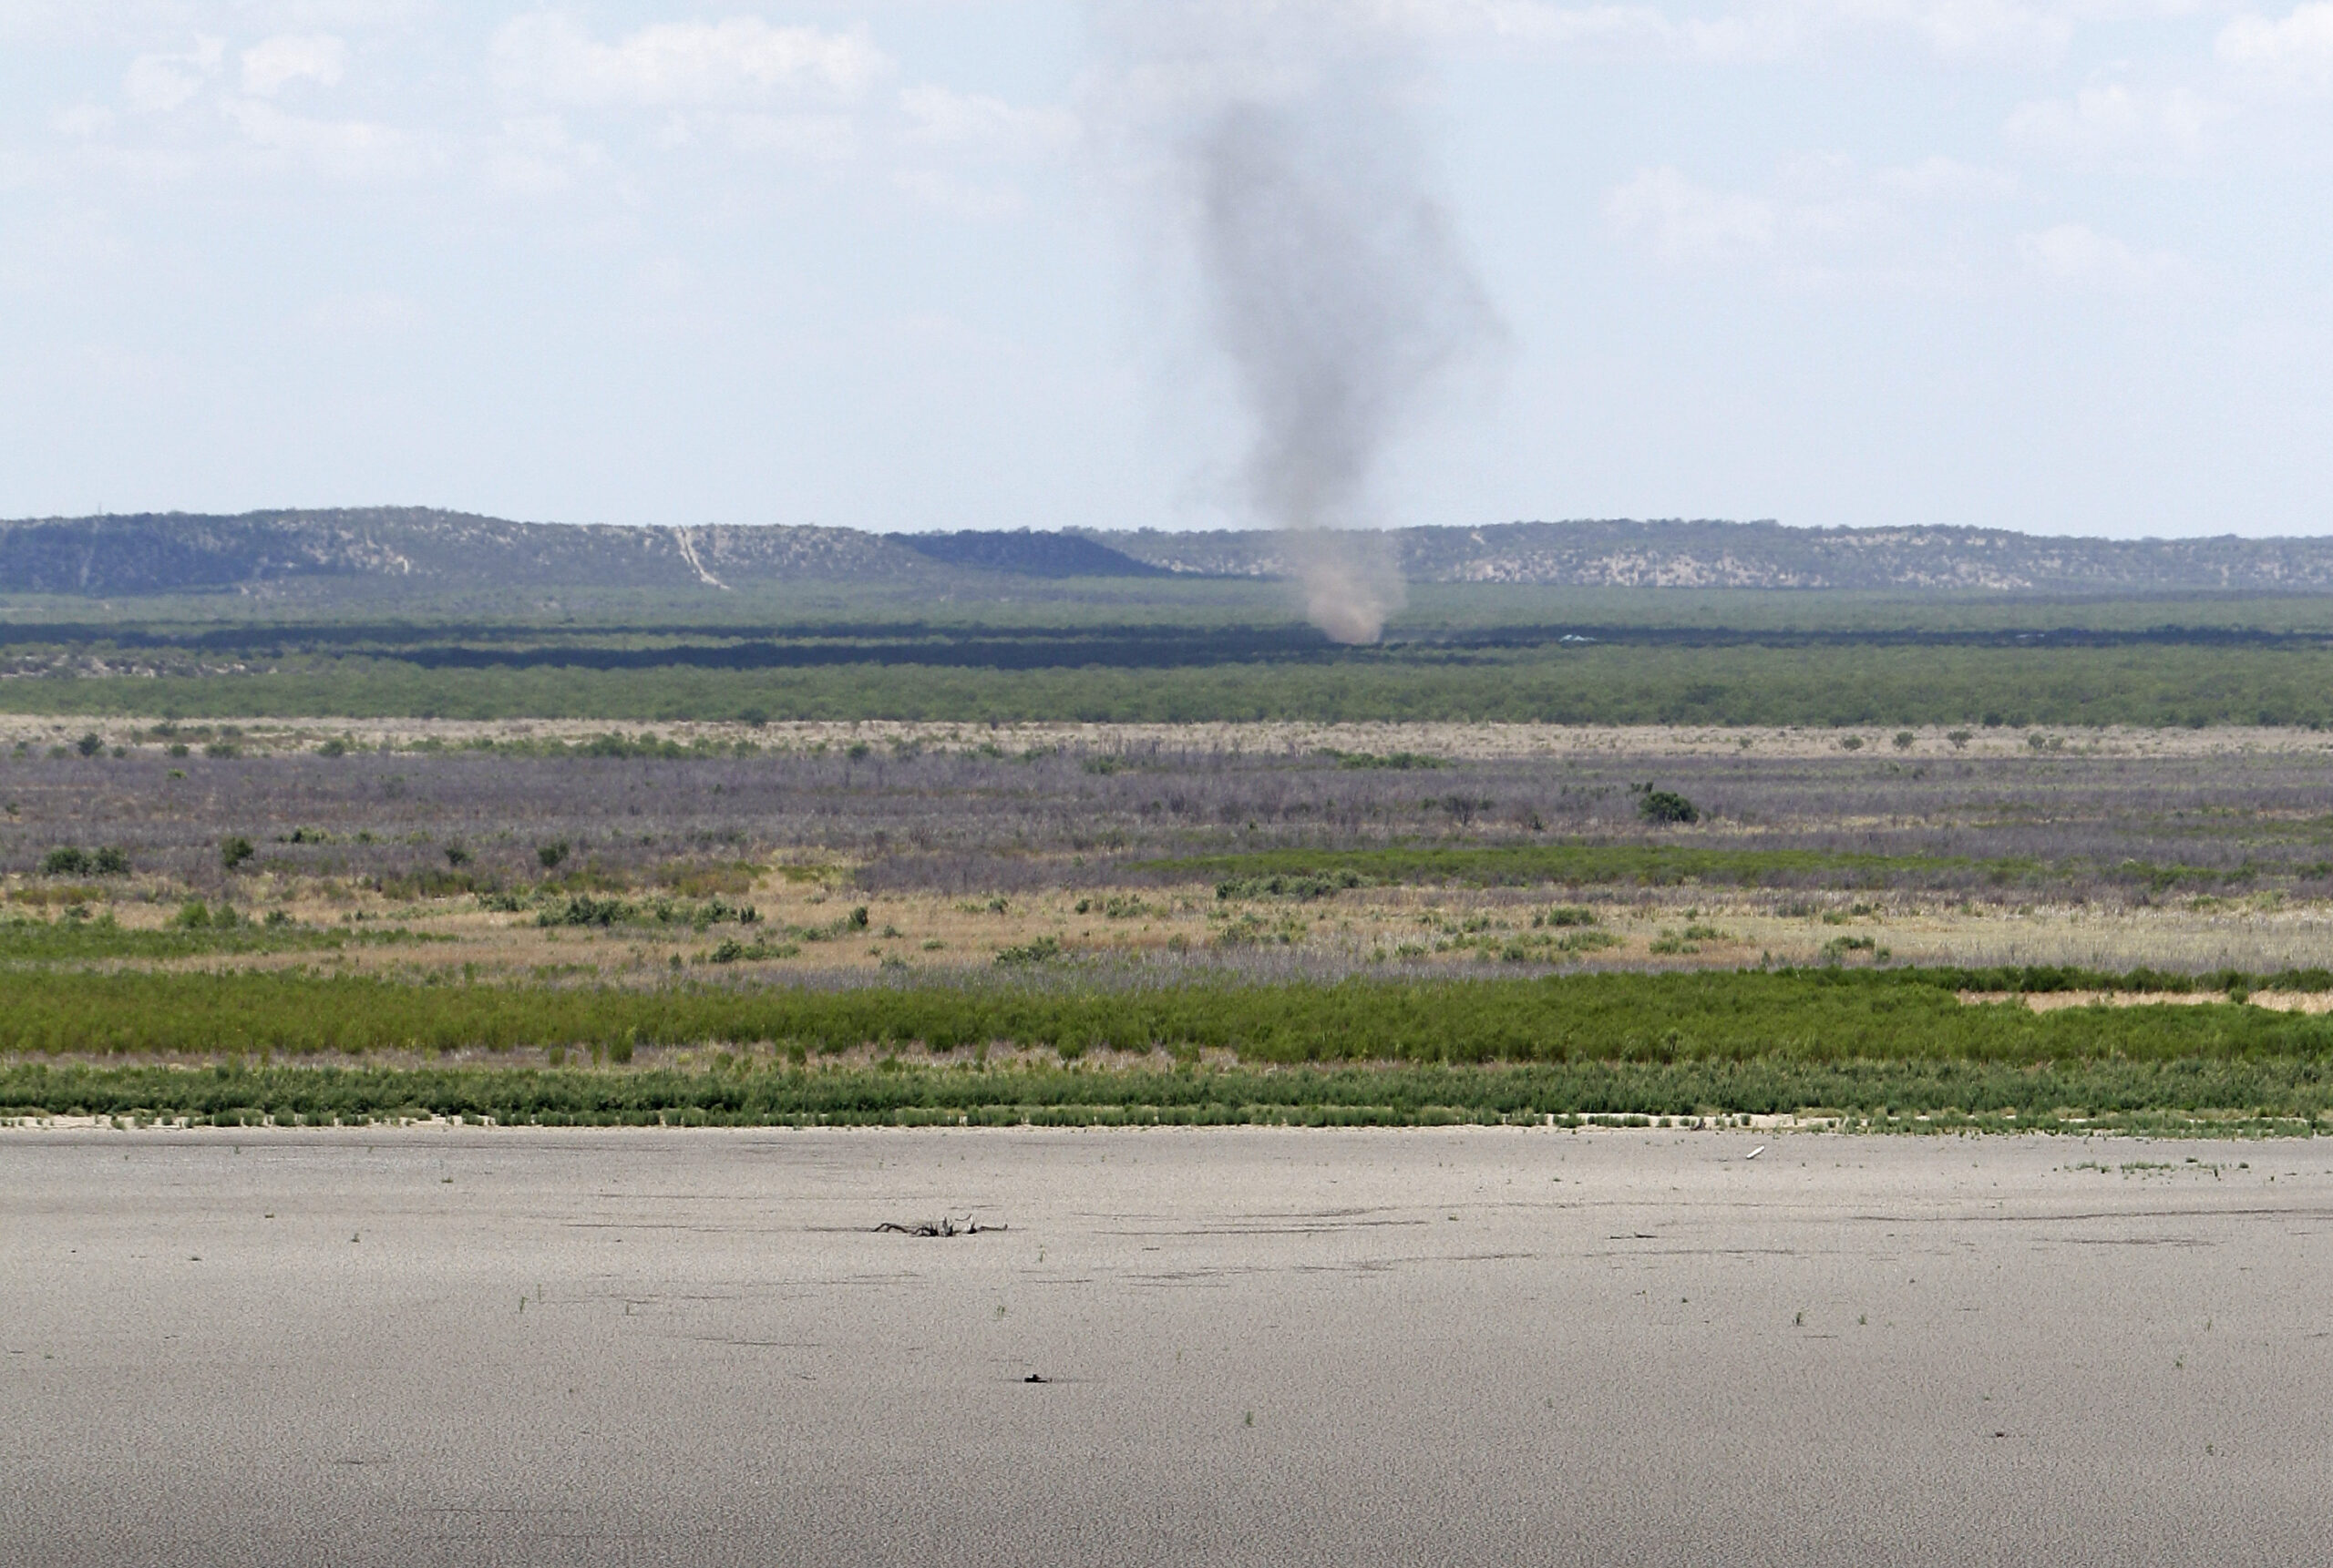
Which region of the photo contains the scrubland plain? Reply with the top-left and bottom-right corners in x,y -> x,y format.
5,715 -> 2333,1128
9,577 -> 2333,1566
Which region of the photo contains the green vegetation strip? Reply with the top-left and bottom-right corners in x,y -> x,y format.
0,920 -> 419,963
5,1059 -> 2331,1133
11,642 -> 2333,726
7,966 -> 2333,1064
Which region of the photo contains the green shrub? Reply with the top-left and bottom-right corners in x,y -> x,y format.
537,895 -> 630,927
44,845 -> 130,877
1638,789 -> 1700,825
1323,750 -> 1444,770
1216,870 -> 1364,901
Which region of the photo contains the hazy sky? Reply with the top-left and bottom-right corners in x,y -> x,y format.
3,0 -> 2328,537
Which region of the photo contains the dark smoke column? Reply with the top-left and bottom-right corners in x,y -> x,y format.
1096,5 -> 1501,643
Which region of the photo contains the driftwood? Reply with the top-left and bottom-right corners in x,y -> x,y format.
873,1215 -> 1004,1238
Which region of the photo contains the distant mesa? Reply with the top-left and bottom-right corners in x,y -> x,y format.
4,507 -> 2332,599
0,508 -> 933,599
895,528 -> 1170,579
1091,519 -> 2333,595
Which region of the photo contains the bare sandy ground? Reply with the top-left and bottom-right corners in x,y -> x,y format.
1964,988 -> 2333,1012
5,1129 -> 2330,1567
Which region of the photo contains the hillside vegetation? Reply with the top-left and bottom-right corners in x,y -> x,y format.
13,508 -> 2333,599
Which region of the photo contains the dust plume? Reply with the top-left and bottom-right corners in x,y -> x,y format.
1095,4 -> 1499,642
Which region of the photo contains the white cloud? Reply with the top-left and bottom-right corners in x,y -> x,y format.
123,37 -> 222,114
1869,153 -> 2020,199
53,103 -> 117,138
891,168 -> 1030,220
2218,2 -> 2333,83
2004,83 -> 2218,165
899,87 -> 1078,153
1398,2 -> 1684,51
1605,166 -> 1777,261
1839,0 -> 2074,66
223,98 -> 427,179
2018,221 -> 2190,291
485,114 -> 586,194
303,288 -> 426,340
1603,154 -> 2026,286
479,114 -> 627,196
722,111 -> 860,163
241,34 -> 348,97
492,14 -> 891,109
640,254 -> 698,296
1390,0 -> 2076,65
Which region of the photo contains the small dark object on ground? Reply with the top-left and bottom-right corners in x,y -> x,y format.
1023,1373 -> 1047,1383
873,1215 -> 1004,1237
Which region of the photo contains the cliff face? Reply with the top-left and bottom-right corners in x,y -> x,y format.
5,508 -> 2331,597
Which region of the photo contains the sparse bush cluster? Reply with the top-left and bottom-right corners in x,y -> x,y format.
40,845 -> 129,877
1321,750 -> 1444,770
1074,895 -> 1162,918
706,937 -> 803,964
531,893 -> 761,931
1215,870 -> 1366,901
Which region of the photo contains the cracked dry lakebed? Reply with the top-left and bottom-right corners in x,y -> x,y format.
4,1127 -> 2330,1567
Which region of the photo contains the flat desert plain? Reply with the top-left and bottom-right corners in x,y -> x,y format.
5,1128 -> 2330,1567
